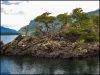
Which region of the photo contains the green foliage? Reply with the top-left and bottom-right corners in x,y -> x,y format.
57,13 -> 68,24
34,12 -> 51,23
34,12 -> 55,32
74,39 -> 85,47
71,8 -> 89,28
82,30 -> 99,42
72,8 -> 88,21
61,8 -> 99,42
32,8 -> 99,43
78,47 -> 87,53
69,24 -> 99,42
32,25 -> 44,37
92,16 -> 99,26
33,25 -> 43,31
91,16 -> 99,33
80,19 -> 99,42
73,39 -> 87,53
32,30 -> 43,37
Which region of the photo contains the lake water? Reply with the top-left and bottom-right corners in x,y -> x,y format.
1,35 -> 100,74
1,35 -> 18,44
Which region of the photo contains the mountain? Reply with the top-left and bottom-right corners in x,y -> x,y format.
18,19 -> 62,35
18,20 -> 44,35
0,26 -> 18,35
87,9 -> 99,16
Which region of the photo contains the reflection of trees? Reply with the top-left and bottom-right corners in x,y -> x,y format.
5,56 -> 99,74
1,57 -> 10,74
86,57 -> 99,74
67,57 -> 99,74
8,56 -> 23,74
61,59 -> 82,74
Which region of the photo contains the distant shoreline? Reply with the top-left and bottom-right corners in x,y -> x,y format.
0,33 -> 19,35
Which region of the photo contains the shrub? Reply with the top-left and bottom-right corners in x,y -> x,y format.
82,30 -> 99,42
73,39 -> 88,53
32,30 -> 43,37
74,39 -> 85,47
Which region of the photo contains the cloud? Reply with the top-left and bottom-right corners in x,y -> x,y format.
1,8 -> 8,14
12,11 -> 24,15
1,1 -> 11,5
1,7 -> 24,15
1,1 -> 23,5
1,1 -> 25,15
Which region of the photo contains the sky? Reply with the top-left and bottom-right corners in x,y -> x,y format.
1,1 -> 99,31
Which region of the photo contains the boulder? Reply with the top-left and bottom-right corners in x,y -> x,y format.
0,41 -> 4,47
0,41 -> 4,54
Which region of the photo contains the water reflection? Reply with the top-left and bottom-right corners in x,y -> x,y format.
1,58 -> 10,74
1,56 -> 99,74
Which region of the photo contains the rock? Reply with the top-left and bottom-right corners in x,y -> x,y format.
2,36 -> 99,58
0,41 -> 4,54
0,41 -> 4,47
14,35 -> 23,41
18,36 -> 32,46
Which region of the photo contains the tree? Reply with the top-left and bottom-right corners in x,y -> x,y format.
57,13 -> 69,30
67,8 -> 99,42
33,25 -> 44,35
91,16 -> 99,28
57,13 -> 68,25
34,12 -> 55,33
71,8 -> 89,28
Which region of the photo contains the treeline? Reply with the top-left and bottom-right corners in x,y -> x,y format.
25,8 -> 99,42
0,32 -> 19,35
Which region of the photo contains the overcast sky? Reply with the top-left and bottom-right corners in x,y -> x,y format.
1,1 -> 99,31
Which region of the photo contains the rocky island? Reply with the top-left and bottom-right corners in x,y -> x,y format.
1,8 -> 99,59
1,33 -> 99,59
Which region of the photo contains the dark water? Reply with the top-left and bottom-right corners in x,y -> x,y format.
1,56 -> 99,74
1,35 -> 100,74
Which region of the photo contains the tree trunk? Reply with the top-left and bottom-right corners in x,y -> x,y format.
25,25 -> 28,36
40,29 -> 45,35
45,23 -> 49,32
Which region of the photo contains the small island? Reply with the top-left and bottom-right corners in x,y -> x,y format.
1,8 -> 99,59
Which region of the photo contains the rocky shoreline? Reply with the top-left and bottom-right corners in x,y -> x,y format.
0,35 -> 99,59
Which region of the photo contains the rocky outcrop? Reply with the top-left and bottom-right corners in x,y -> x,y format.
1,35 -> 99,58
0,41 -> 4,54
0,41 -> 4,47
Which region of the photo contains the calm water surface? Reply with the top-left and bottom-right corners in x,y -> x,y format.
1,56 -> 99,74
1,35 -> 100,74
1,35 -> 18,44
